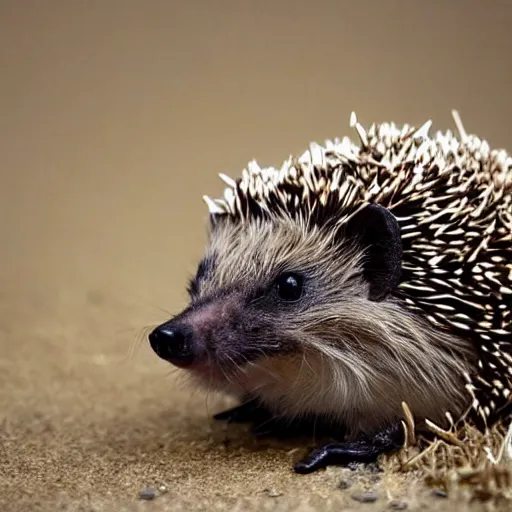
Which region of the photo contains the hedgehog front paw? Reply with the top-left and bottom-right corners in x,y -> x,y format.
214,400 -> 300,438
293,423 -> 404,474
294,441 -> 378,474
214,397 -> 272,425
214,401 -> 342,439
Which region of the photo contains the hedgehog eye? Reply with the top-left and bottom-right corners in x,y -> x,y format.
275,272 -> 303,302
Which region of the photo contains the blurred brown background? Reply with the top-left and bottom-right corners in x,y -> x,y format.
1,1 -> 511,511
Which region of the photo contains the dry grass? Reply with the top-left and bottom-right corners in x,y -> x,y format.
381,403 -> 512,507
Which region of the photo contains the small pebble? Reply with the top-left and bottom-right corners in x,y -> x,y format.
263,488 -> 283,498
139,487 -> 158,500
389,501 -> 408,510
338,479 -> 352,490
352,491 -> 378,503
432,488 -> 448,498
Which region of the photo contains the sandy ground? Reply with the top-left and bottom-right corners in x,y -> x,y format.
1,2 -> 512,510
0,286 -> 497,512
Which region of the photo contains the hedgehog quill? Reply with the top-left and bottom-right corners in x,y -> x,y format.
149,111 -> 512,474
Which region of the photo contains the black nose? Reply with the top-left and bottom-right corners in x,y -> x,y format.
148,324 -> 195,367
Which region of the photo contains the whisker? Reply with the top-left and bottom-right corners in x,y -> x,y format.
124,325 -> 155,362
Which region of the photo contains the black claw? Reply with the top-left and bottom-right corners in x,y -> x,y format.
294,442 -> 381,474
294,423 -> 404,474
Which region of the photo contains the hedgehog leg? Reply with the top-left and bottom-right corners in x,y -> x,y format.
214,399 -> 342,439
215,398 -> 300,436
213,396 -> 269,424
251,414 -> 337,439
294,423 -> 404,474
214,399 -> 296,438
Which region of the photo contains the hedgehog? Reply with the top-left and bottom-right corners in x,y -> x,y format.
148,111 -> 512,474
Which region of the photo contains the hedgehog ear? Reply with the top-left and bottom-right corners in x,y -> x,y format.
344,204 -> 402,302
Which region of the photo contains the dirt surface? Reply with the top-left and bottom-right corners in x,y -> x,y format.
1,2 -> 512,511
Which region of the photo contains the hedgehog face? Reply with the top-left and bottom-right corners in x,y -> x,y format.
149,204 -> 473,431
149,215 -> 366,386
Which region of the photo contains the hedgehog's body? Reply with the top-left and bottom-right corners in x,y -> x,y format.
149,112 -> 512,473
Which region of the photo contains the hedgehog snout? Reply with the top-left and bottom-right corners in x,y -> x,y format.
148,296 -> 244,369
148,293 -> 275,373
148,322 -> 196,368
